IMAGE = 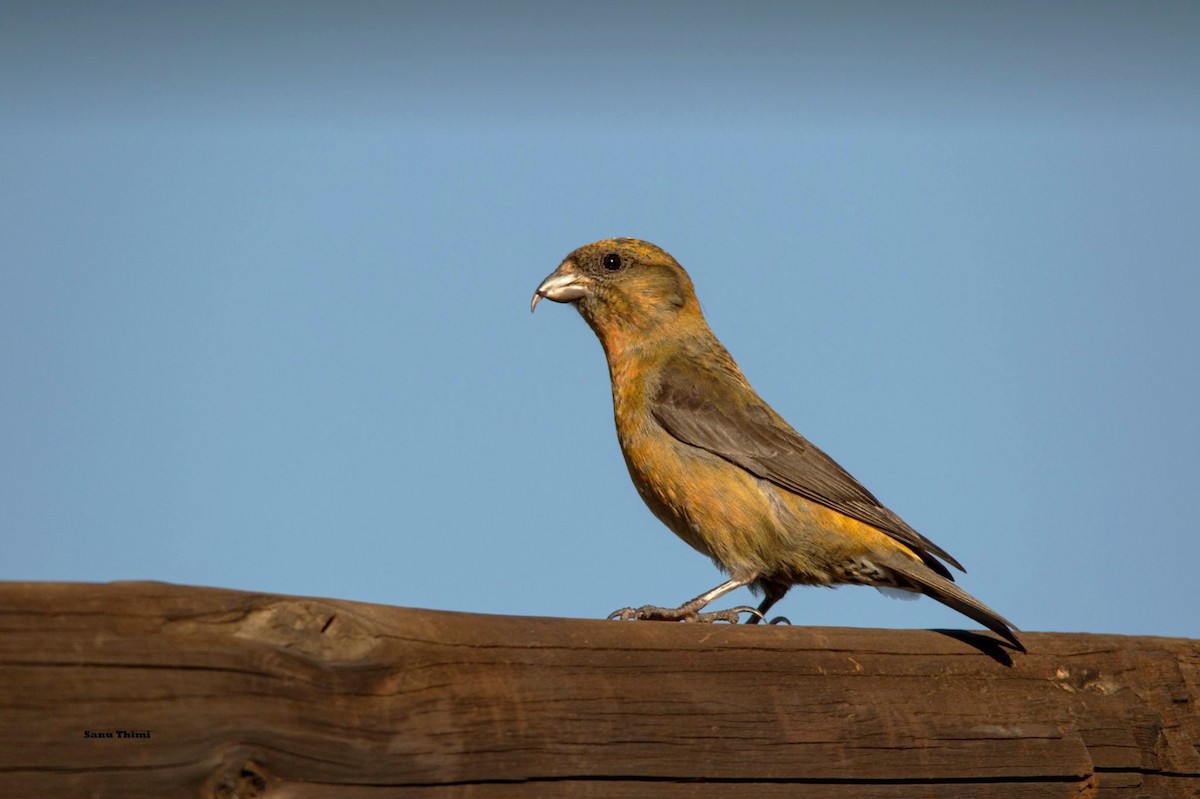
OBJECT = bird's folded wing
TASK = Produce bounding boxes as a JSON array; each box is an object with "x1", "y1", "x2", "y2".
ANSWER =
[{"x1": 650, "y1": 352, "x2": 963, "y2": 575}]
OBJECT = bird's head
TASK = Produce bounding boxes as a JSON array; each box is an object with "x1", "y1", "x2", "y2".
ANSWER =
[{"x1": 531, "y1": 238, "x2": 702, "y2": 349}]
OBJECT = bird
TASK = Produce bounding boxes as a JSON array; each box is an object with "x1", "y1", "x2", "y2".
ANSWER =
[{"x1": 531, "y1": 237, "x2": 1023, "y2": 651}]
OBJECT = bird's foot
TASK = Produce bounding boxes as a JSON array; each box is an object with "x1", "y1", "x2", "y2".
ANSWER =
[
  {"x1": 744, "y1": 612, "x2": 793, "y2": 625},
  {"x1": 607, "y1": 604, "x2": 765, "y2": 624}
]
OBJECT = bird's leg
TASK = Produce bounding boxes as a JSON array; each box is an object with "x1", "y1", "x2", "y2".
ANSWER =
[
  {"x1": 608, "y1": 577, "x2": 764, "y2": 624},
  {"x1": 746, "y1": 582, "x2": 792, "y2": 625}
]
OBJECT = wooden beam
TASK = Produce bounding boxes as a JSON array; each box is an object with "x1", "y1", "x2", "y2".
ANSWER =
[{"x1": 1, "y1": 581, "x2": 1197, "y2": 797}]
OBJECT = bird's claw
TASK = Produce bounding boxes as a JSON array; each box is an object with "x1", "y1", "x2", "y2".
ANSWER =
[
  {"x1": 710, "y1": 605, "x2": 767, "y2": 624},
  {"x1": 607, "y1": 607, "x2": 642, "y2": 621},
  {"x1": 607, "y1": 605, "x2": 686, "y2": 621},
  {"x1": 607, "y1": 604, "x2": 766, "y2": 624}
]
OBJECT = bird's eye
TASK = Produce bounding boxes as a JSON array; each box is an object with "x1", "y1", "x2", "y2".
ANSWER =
[{"x1": 603, "y1": 253, "x2": 622, "y2": 271}]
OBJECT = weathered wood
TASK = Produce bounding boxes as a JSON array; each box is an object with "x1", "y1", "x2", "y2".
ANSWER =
[{"x1": 0, "y1": 581, "x2": 1196, "y2": 797}]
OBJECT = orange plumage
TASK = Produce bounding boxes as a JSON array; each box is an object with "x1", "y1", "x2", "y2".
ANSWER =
[{"x1": 532, "y1": 238, "x2": 1022, "y2": 651}]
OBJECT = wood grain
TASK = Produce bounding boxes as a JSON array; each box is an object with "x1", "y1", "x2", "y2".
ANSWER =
[{"x1": 1, "y1": 581, "x2": 1197, "y2": 797}]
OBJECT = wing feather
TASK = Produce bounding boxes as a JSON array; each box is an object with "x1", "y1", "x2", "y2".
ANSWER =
[{"x1": 650, "y1": 351, "x2": 963, "y2": 576}]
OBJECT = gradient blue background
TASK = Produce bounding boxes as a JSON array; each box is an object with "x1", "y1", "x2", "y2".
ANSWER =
[{"x1": 3, "y1": 2, "x2": 1197, "y2": 639}]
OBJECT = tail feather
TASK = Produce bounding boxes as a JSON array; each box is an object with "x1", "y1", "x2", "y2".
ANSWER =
[{"x1": 884, "y1": 557, "x2": 1024, "y2": 652}]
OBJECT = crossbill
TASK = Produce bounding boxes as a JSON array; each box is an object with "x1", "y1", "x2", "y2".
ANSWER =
[{"x1": 531, "y1": 238, "x2": 1022, "y2": 651}]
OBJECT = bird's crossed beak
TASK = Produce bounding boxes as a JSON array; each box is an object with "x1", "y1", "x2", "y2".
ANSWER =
[{"x1": 531, "y1": 262, "x2": 590, "y2": 313}]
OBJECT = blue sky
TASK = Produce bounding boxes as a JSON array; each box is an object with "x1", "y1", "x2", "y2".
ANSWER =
[{"x1": 3, "y1": 2, "x2": 1197, "y2": 640}]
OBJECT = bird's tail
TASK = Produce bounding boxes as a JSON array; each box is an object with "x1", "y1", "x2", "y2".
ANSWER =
[{"x1": 884, "y1": 557, "x2": 1025, "y2": 652}]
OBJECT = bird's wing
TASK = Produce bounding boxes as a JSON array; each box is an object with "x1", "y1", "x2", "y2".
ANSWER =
[{"x1": 650, "y1": 351, "x2": 964, "y2": 574}]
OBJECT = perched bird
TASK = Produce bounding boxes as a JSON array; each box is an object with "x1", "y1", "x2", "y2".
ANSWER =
[{"x1": 531, "y1": 238, "x2": 1023, "y2": 651}]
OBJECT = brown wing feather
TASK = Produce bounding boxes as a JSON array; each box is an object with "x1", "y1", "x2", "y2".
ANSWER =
[{"x1": 650, "y1": 349, "x2": 964, "y2": 576}]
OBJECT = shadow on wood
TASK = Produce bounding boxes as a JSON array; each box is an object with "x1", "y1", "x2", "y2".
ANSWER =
[{"x1": 1, "y1": 581, "x2": 1197, "y2": 797}]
